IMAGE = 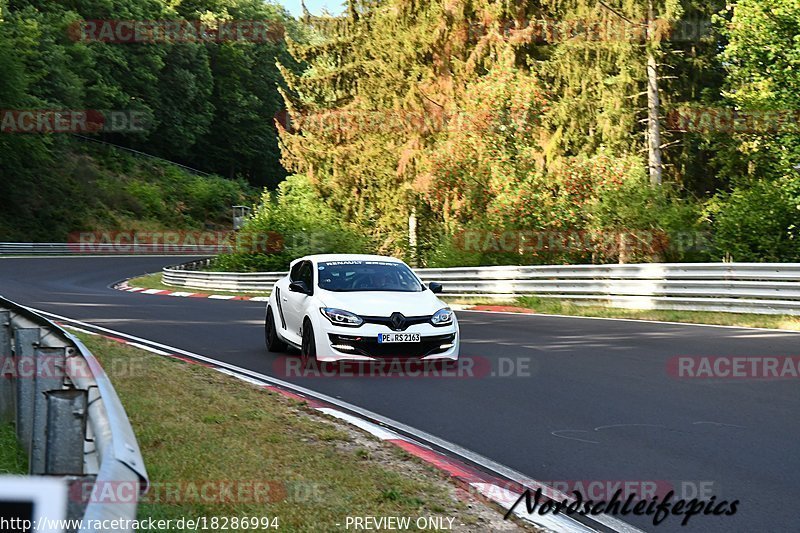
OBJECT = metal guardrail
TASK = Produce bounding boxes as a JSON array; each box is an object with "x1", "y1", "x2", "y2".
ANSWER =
[
  {"x1": 163, "y1": 260, "x2": 800, "y2": 315},
  {"x1": 0, "y1": 243, "x2": 79, "y2": 255},
  {"x1": 163, "y1": 258, "x2": 285, "y2": 291},
  {"x1": 0, "y1": 242, "x2": 215, "y2": 255},
  {"x1": 0, "y1": 296, "x2": 148, "y2": 533}
]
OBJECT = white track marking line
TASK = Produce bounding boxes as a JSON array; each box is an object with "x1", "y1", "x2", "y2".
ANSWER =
[
  {"x1": 124, "y1": 342, "x2": 173, "y2": 356},
  {"x1": 215, "y1": 367, "x2": 268, "y2": 386},
  {"x1": 459, "y1": 309, "x2": 800, "y2": 334},
  {"x1": 317, "y1": 407, "x2": 405, "y2": 441}
]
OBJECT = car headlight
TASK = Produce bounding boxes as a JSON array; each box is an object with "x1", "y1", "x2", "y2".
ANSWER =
[
  {"x1": 320, "y1": 307, "x2": 363, "y2": 327},
  {"x1": 431, "y1": 307, "x2": 453, "y2": 326}
]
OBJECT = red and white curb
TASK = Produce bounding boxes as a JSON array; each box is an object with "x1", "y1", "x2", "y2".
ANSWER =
[
  {"x1": 50, "y1": 317, "x2": 624, "y2": 533},
  {"x1": 115, "y1": 280, "x2": 269, "y2": 302},
  {"x1": 115, "y1": 281, "x2": 545, "y2": 316}
]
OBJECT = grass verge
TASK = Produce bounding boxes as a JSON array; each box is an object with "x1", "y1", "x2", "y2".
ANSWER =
[
  {"x1": 78, "y1": 333, "x2": 534, "y2": 532},
  {"x1": 515, "y1": 296, "x2": 800, "y2": 330},
  {"x1": 0, "y1": 422, "x2": 27, "y2": 474}
]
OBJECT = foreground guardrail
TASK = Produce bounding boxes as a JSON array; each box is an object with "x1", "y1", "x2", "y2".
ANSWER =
[
  {"x1": 0, "y1": 296, "x2": 148, "y2": 532},
  {"x1": 163, "y1": 260, "x2": 800, "y2": 315}
]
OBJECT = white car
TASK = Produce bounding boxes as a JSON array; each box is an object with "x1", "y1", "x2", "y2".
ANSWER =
[{"x1": 265, "y1": 254, "x2": 459, "y2": 366}]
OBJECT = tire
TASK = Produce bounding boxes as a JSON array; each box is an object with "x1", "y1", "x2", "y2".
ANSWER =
[
  {"x1": 300, "y1": 319, "x2": 318, "y2": 370},
  {"x1": 265, "y1": 306, "x2": 288, "y2": 353}
]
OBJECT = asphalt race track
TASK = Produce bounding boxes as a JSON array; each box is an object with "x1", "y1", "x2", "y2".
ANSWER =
[{"x1": 2, "y1": 256, "x2": 798, "y2": 532}]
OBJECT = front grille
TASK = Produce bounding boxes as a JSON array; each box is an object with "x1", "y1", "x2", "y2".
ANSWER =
[
  {"x1": 328, "y1": 333, "x2": 455, "y2": 358},
  {"x1": 361, "y1": 315, "x2": 431, "y2": 331}
]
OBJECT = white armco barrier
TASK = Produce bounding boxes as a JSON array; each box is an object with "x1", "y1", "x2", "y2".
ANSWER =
[{"x1": 162, "y1": 260, "x2": 800, "y2": 316}]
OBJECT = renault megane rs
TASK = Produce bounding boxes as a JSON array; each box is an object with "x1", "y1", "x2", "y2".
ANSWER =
[{"x1": 265, "y1": 254, "x2": 459, "y2": 366}]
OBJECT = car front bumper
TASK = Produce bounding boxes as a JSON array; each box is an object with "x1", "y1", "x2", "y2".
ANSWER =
[{"x1": 312, "y1": 319, "x2": 460, "y2": 362}]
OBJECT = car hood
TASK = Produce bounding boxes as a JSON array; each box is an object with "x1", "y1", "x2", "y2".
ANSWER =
[{"x1": 318, "y1": 290, "x2": 445, "y2": 317}]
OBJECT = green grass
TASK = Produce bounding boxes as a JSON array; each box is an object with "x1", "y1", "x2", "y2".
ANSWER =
[
  {"x1": 441, "y1": 297, "x2": 518, "y2": 306},
  {"x1": 515, "y1": 296, "x2": 800, "y2": 330},
  {"x1": 0, "y1": 422, "x2": 27, "y2": 474},
  {"x1": 78, "y1": 333, "x2": 532, "y2": 532},
  {"x1": 126, "y1": 273, "x2": 272, "y2": 297}
]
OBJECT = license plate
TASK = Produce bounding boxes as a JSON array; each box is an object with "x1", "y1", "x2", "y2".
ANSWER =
[{"x1": 378, "y1": 333, "x2": 421, "y2": 343}]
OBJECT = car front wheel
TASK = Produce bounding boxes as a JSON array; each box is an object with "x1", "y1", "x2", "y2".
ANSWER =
[{"x1": 300, "y1": 319, "x2": 318, "y2": 369}]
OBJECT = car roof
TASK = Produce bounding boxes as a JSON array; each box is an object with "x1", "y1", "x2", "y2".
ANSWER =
[{"x1": 292, "y1": 254, "x2": 404, "y2": 265}]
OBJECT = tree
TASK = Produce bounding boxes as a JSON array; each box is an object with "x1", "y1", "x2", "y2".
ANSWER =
[{"x1": 718, "y1": 0, "x2": 800, "y2": 180}]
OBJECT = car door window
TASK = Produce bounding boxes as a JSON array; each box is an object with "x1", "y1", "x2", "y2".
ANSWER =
[
  {"x1": 289, "y1": 262, "x2": 303, "y2": 282},
  {"x1": 298, "y1": 261, "x2": 313, "y2": 294}
]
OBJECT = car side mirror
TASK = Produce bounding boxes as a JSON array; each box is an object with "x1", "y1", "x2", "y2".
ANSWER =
[
  {"x1": 289, "y1": 281, "x2": 311, "y2": 295},
  {"x1": 429, "y1": 282, "x2": 443, "y2": 294}
]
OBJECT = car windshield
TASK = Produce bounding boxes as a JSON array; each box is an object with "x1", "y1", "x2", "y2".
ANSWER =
[{"x1": 317, "y1": 260, "x2": 423, "y2": 292}]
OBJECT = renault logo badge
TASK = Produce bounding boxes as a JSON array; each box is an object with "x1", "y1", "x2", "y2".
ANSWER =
[{"x1": 390, "y1": 312, "x2": 406, "y2": 331}]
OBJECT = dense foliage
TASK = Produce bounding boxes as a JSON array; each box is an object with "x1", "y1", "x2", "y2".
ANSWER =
[
  {"x1": 256, "y1": 0, "x2": 800, "y2": 267},
  {"x1": 0, "y1": 140, "x2": 254, "y2": 241},
  {"x1": 0, "y1": 0, "x2": 299, "y2": 240},
  {"x1": 701, "y1": 0, "x2": 800, "y2": 261},
  {"x1": 2, "y1": 0, "x2": 798, "y2": 265}
]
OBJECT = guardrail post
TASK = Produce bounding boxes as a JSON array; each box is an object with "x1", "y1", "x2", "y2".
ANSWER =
[
  {"x1": 14, "y1": 327, "x2": 39, "y2": 452},
  {"x1": 30, "y1": 346, "x2": 67, "y2": 474},
  {"x1": 66, "y1": 475, "x2": 96, "y2": 531},
  {"x1": 45, "y1": 389, "x2": 87, "y2": 475},
  {"x1": 0, "y1": 310, "x2": 12, "y2": 422}
]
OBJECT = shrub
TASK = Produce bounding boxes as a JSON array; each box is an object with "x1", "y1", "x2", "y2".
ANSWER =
[
  {"x1": 212, "y1": 174, "x2": 373, "y2": 272},
  {"x1": 705, "y1": 177, "x2": 800, "y2": 261},
  {"x1": 586, "y1": 171, "x2": 707, "y2": 263},
  {"x1": 422, "y1": 154, "x2": 707, "y2": 266}
]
